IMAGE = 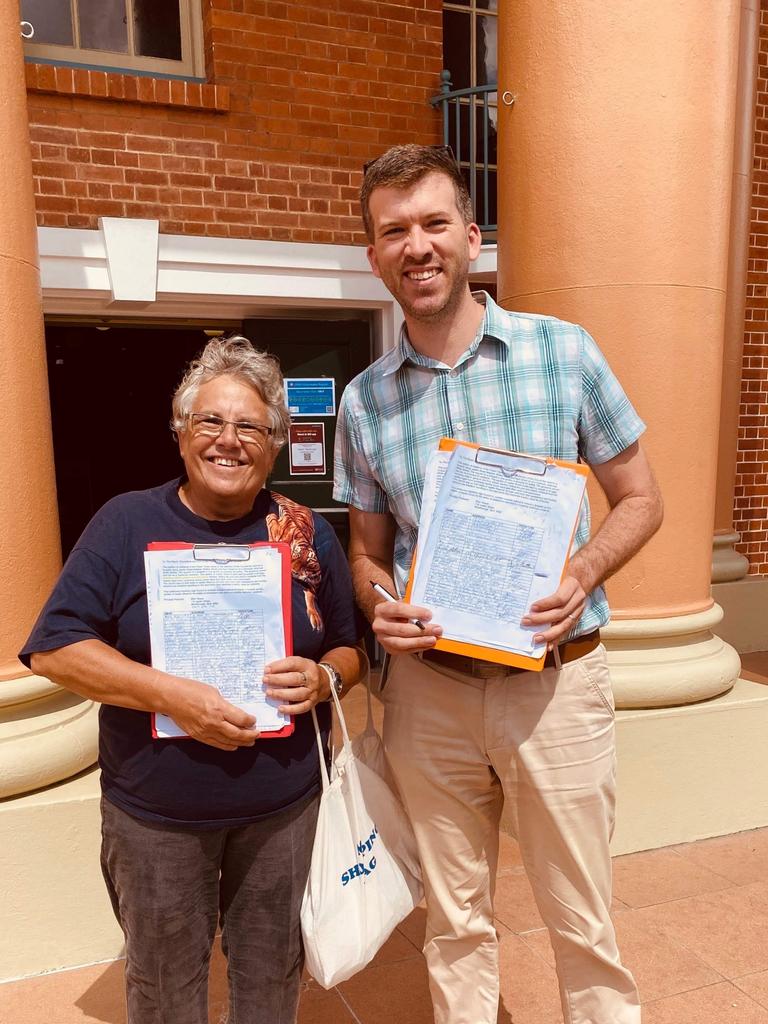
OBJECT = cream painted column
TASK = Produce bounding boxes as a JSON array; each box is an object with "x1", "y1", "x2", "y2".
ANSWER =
[
  {"x1": 0, "y1": 0, "x2": 97, "y2": 794},
  {"x1": 497, "y1": 0, "x2": 741, "y2": 707},
  {"x1": 713, "y1": 0, "x2": 759, "y2": 584}
]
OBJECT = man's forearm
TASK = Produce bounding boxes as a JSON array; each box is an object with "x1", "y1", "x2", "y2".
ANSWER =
[
  {"x1": 349, "y1": 551, "x2": 396, "y2": 622},
  {"x1": 568, "y1": 490, "x2": 663, "y2": 596}
]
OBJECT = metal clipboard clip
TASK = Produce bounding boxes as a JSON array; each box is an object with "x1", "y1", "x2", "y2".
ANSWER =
[
  {"x1": 192, "y1": 543, "x2": 253, "y2": 563},
  {"x1": 474, "y1": 446, "x2": 549, "y2": 477}
]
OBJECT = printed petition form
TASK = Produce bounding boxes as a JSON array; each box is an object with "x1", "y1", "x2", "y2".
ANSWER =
[
  {"x1": 144, "y1": 545, "x2": 290, "y2": 737},
  {"x1": 410, "y1": 444, "x2": 587, "y2": 660}
]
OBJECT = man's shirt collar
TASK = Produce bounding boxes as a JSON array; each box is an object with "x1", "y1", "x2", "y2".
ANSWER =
[{"x1": 382, "y1": 290, "x2": 511, "y2": 376}]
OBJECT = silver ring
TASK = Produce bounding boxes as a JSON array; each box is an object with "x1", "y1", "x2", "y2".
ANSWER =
[{"x1": 300, "y1": 671, "x2": 307, "y2": 685}]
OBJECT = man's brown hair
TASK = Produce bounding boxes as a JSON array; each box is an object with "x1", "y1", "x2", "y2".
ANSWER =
[{"x1": 360, "y1": 144, "x2": 474, "y2": 241}]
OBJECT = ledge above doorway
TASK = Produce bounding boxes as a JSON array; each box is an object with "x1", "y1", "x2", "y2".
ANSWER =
[{"x1": 37, "y1": 221, "x2": 498, "y2": 354}]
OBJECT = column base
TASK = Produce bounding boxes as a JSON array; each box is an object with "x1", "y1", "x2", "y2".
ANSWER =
[
  {"x1": 602, "y1": 603, "x2": 741, "y2": 709},
  {"x1": 611, "y1": 677, "x2": 768, "y2": 854},
  {"x1": 0, "y1": 765, "x2": 123, "y2": 981},
  {"x1": 0, "y1": 672, "x2": 99, "y2": 798},
  {"x1": 712, "y1": 530, "x2": 750, "y2": 582},
  {"x1": 712, "y1": 575, "x2": 768, "y2": 653}
]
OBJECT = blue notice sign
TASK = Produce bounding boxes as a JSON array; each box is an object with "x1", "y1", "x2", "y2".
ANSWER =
[{"x1": 284, "y1": 377, "x2": 336, "y2": 417}]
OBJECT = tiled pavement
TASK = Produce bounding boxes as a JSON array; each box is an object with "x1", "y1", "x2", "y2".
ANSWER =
[{"x1": 3, "y1": 677, "x2": 768, "y2": 1024}]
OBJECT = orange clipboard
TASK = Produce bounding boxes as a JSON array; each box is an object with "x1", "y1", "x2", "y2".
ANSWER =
[
  {"x1": 146, "y1": 540, "x2": 294, "y2": 739},
  {"x1": 404, "y1": 438, "x2": 590, "y2": 672}
]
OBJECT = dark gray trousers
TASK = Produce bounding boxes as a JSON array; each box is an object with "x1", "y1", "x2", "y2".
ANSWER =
[{"x1": 100, "y1": 793, "x2": 319, "y2": 1024}]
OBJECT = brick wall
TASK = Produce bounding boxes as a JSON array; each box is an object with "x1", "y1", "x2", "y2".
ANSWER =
[
  {"x1": 736, "y1": 0, "x2": 768, "y2": 572},
  {"x1": 26, "y1": 0, "x2": 443, "y2": 245}
]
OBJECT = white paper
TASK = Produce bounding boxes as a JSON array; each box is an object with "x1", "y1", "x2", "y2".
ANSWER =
[
  {"x1": 290, "y1": 441, "x2": 324, "y2": 469},
  {"x1": 144, "y1": 544, "x2": 290, "y2": 737},
  {"x1": 410, "y1": 445, "x2": 587, "y2": 659}
]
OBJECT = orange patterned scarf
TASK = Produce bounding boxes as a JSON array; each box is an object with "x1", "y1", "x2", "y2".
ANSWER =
[{"x1": 267, "y1": 491, "x2": 323, "y2": 631}]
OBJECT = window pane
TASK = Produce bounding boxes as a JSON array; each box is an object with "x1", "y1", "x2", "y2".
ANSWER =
[
  {"x1": 22, "y1": 0, "x2": 74, "y2": 46},
  {"x1": 477, "y1": 0, "x2": 498, "y2": 10},
  {"x1": 474, "y1": 168, "x2": 497, "y2": 229},
  {"x1": 475, "y1": 100, "x2": 498, "y2": 167},
  {"x1": 447, "y1": 101, "x2": 497, "y2": 170},
  {"x1": 79, "y1": 0, "x2": 129, "y2": 53},
  {"x1": 476, "y1": 14, "x2": 498, "y2": 86},
  {"x1": 447, "y1": 102, "x2": 470, "y2": 166},
  {"x1": 134, "y1": 0, "x2": 182, "y2": 60},
  {"x1": 442, "y1": 9, "x2": 471, "y2": 91}
]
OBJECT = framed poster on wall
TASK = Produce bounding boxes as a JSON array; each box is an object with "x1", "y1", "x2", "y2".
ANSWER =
[
  {"x1": 288, "y1": 423, "x2": 326, "y2": 476},
  {"x1": 284, "y1": 377, "x2": 336, "y2": 416}
]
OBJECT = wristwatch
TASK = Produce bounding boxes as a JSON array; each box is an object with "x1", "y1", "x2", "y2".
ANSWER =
[{"x1": 319, "y1": 661, "x2": 343, "y2": 701}]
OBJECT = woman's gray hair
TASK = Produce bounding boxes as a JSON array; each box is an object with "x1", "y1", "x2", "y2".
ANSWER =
[{"x1": 171, "y1": 334, "x2": 291, "y2": 449}]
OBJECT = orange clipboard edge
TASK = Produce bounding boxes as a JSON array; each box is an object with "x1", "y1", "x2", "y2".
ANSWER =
[
  {"x1": 404, "y1": 438, "x2": 590, "y2": 672},
  {"x1": 147, "y1": 540, "x2": 295, "y2": 739}
]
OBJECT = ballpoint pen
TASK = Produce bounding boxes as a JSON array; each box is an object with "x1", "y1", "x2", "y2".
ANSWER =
[{"x1": 369, "y1": 580, "x2": 426, "y2": 631}]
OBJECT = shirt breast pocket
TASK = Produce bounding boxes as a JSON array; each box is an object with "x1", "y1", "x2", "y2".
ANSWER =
[{"x1": 478, "y1": 407, "x2": 553, "y2": 458}]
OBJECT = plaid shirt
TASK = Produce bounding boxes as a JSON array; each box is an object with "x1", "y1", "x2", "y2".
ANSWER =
[{"x1": 333, "y1": 292, "x2": 645, "y2": 637}]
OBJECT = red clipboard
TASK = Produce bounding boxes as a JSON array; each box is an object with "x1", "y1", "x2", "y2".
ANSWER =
[
  {"x1": 146, "y1": 540, "x2": 294, "y2": 739},
  {"x1": 404, "y1": 438, "x2": 590, "y2": 672}
]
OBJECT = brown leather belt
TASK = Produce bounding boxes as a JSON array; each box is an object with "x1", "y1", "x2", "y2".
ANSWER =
[{"x1": 420, "y1": 630, "x2": 601, "y2": 679}]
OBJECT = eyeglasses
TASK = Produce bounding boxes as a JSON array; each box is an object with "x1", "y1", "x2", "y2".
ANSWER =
[
  {"x1": 188, "y1": 413, "x2": 273, "y2": 444},
  {"x1": 362, "y1": 144, "x2": 458, "y2": 176}
]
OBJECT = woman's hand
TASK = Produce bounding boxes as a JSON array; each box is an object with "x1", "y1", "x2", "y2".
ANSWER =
[
  {"x1": 163, "y1": 675, "x2": 260, "y2": 751},
  {"x1": 263, "y1": 656, "x2": 329, "y2": 715},
  {"x1": 30, "y1": 641, "x2": 260, "y2": 752}
]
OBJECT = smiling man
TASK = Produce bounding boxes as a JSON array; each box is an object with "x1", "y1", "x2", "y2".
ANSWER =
[{"x1": 334, "y1": 145, "x2": 662, "y2": 1024}]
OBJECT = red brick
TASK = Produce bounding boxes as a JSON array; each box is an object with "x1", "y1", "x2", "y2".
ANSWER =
[
  {"x1": 77, "y1": 131, "x2": 125, "y2": 150},
  {"x1": 126, "y1": 136, "x2": 174, "y2": 154},
  {"x1": 123, "y1": 77, "x2": 140, "y2": 103},
  {"x1": 29, "y1": 0, "x2": 444, "y2": 246},
  {"x1": 37, "y1": 194, "x2": 78, "y2": 212},
  {"x1": 175, "y1": 140, "x2": 217, "y2": 158},
  {"x1": 124, "y1": 169, "x2": 169, "y2": 186},
  {"x1": 38, "y1": 178, "x2": 64, "y2": 195},
  {"x1": 213, "y1": 175, "x2": 255, "y2": 192},
  {"x1": 153, "y1": 80, "x2": 172, "y2": 105},
  {"x1": 88, "y1": 72, "x2": 109, "y2": 98}
]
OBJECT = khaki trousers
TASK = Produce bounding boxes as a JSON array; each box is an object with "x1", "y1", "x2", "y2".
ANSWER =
[{"x1": 382, "y1": 645, "x2": 640, "y2": 1024}]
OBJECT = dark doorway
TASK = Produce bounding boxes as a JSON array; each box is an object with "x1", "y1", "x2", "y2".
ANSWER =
[
  {"x1": 46, "y1": 318, "x2": 372, "y2": 557},
  {"x1": 243, "y1": 317, "x2": 373, "y2": 552},
  {"x1": 47, "y1": 324, "x2": 208, "y2": 557}
]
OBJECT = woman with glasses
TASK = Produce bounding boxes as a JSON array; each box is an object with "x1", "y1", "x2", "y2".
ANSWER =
[{"x1": 20, "y1": 335, "x2": 366, "y2": 1024}]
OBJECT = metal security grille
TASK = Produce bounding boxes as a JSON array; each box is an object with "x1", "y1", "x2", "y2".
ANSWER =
[{"x1": 434, "y1": 1, "x2": 498, "y2": 234}]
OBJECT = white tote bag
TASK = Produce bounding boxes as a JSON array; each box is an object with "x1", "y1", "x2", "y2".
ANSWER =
[{"x1": 300, "y1": 681, "x2": 423, "y2": 989}]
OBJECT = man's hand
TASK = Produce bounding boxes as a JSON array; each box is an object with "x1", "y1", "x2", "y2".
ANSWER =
[
  {"x1": 372, "y1": 598, "x2": 442, "y2": 655},
  {"x1": 521, "y1": 574, "x2": 588, "y2": 647},
  {"x1": 347, "y1": 506, "x2": 442, "y2": 654},
  {"x1": 164, "y1": 675, "x2": 260, "y2": 751}
]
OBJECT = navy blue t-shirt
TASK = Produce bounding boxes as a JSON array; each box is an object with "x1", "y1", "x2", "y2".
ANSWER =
[{"x1": 20, "y1": 480, "x2": 362, "y2": 828}]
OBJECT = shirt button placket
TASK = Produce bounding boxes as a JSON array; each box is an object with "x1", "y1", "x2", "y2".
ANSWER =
[{"x1": 447, "y1": 366, "x2": 467, "y2": 436}]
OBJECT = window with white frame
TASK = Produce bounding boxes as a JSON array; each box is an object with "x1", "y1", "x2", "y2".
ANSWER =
[
  {"x1": 21, "y1": 0, "x2": 204, "y2": 79},
  {"x1": 443, "y1": 0, "x2": 498, "y2": 93}
]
